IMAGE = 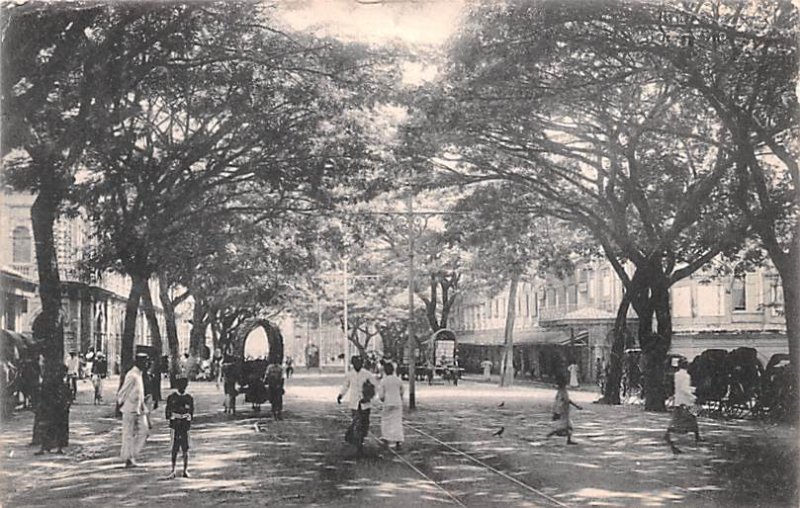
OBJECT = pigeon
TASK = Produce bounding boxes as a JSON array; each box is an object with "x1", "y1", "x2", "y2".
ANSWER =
[
  {"x1": 493, "y1": 427, "x2": 505, "y2": 437},
  {"x1": 498, "y1": 402, "x2": 505, "y2": 408}
]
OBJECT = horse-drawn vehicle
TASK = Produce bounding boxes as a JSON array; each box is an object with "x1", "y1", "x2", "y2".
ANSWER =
[
  {"x1": 399, "y1": 329, "x2": 463, "y2": 385},
  {"x1": 222, "y1": 319, "x2": 284, "y2": 412}
]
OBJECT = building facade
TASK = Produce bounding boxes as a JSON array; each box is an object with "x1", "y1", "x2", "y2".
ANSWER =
[
  {"x1": 1, "y1": 189, "x2": 173, "y2": 374},
  {"x1": 449, "y1": 259, "x2": 787, "y2": 384}
]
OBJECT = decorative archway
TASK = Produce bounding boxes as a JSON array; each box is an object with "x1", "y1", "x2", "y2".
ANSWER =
[{"x1": 231, "y1": 319, "x2": 284, "y2": 366}]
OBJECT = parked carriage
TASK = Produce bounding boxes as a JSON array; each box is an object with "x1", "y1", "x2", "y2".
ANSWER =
[
  {"x1": 756, "y1": 353, "x2": 797, "y2": 420},
  {"x1": 225, "y1": 320, "x2": 284, "y2": 411},
  {"x1": 688, "y1": 347, "x2": 765, "y2": 417},
  {"x1": 398, "y1": 329, "x2": 463, "y2": 384}
]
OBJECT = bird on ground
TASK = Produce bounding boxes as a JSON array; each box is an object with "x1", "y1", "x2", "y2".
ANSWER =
[
  {"x1": 493, "y1": 427, "x2": 505, "y2": 437},
  {"x1": 498, "y1": 402, "x2": 505, "y2": 408}
]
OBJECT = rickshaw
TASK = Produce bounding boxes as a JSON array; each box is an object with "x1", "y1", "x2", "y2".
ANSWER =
[{"x1": 757, "y1": 353, "x2": 796, "y2": 420}]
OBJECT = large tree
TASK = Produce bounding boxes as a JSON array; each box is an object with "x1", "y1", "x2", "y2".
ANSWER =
[
  {"x1": 78, "y1": 3, "x2": 387, "y2": 379},
  {"x1": 423, "y1": 0, "x2": 753, "y2": 409},
  {"x1": 446, "y1": 186, "x2": 587, "y2": 386}
]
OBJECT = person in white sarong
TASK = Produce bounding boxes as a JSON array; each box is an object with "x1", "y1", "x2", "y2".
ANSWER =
[
  {"x1": 378, "y1": 362, "x2": 404, "y2": 449},
  {"x1": 117, "y1": 353, "x2": 150, "y2": 467}
]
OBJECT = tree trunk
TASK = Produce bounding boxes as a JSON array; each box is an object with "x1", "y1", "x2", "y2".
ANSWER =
[
  {"x1": 157, "y1": 275, "x2": 182, "y2": 387},
  {"x1": 500, "y1": 273, "x2": 520, "y2": 387},
  {"x1": 188, "y1": 298, "x2": 207, "y2": 378},
  {"x1": 30, "y1": 186, "x2": 64, "y2": 381},
  {"x1": 140, "y1": 284, "x2": 162, "y2": 404},
  {"x1": 29, "y1": 175, "x2": 64, "y2": 444},
  {"x1": 600, "y1": 294, "x2": 632, "y2": 405},
  {"x1": 771, "y1": 250, "x2": 800, "y2": 416},
  {"x1": 119, "y1": 273, "x2": 148, "y2": 386},
  {"x1": 637, "y1": 278, "x2": 671, "y2": 412}
]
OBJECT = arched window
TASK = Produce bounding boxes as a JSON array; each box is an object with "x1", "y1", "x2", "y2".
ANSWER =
[{"x1": 12, "y1": 226, "x2": 32, "y2": 263}]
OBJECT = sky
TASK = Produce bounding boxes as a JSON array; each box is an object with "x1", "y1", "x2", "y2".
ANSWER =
[{"x1": 278, "y1": 0, "x2": 465, "y2": 47}]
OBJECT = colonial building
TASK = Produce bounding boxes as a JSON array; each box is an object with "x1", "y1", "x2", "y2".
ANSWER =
[
  {"x1": 1, "y1": 188, "x2": 172, "y2": 374},
  {"x1": 449, "y1": 259, "x2": 787, "y2": 383}
]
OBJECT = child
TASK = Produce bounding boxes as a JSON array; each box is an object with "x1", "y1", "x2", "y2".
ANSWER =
[
  {"x1": 378, "y1": 362, "x2": 404, "y2": 449},
  {"x1": 165, "y1": 376, "x2": 194, "y2": 479},
  {"x1": 546, "y1": 377, "x2": 582, "y2": 444}
]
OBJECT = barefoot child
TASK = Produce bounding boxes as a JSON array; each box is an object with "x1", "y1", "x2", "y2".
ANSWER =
[
  {"x1": 165, "y1": 376, "x2": 194, "y2": 479},
  {"x1": 546, "y1": 378, "x2": 582, "y2": 444}
]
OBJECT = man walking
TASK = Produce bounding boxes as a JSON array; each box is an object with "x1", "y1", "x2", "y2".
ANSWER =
[
  {"x1": 664, "y1": 359, "x2": 702, "y2": 454},
  {"x1": 66, "y1": 352, "x2": 80, "y2": 401},
  {"x1": 117, "y1": 353, "x2": 150, "y2": 467},
  {"x1": 337, "y1": 356, "x2": 377, "y2": 455}
]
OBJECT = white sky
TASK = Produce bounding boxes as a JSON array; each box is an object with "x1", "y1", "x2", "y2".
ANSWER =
[{"x1": 278, "y1": 0, "x2": 465, "y2": 47}]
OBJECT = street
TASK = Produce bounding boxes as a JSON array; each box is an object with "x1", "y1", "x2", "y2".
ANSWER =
[{"x1": 0, "y1": 375, "x2": 796, "y2": 507}]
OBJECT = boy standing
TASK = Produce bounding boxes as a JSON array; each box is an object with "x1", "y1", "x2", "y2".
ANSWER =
[{"x1": 165, "y1": 376, "x2": 194, "y2": 479}]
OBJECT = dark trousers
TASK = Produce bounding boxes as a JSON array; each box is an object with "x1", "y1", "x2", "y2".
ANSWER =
[{"x1": 346, "y1": 408, "x2": 371, "y2": 446}]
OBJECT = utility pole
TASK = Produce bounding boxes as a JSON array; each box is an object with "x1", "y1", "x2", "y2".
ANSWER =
[
  {"x1": 407, "y1": 170, "x2": 416, "y2": 410},
  {"x1": 343, "y1": 256, "x2": 349, "y2": 374}
]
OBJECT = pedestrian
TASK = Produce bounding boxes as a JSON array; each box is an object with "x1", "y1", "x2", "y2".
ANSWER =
[
  {"x1": 266, "y1": 363, "x2": 284, "y2": 420},
  {"x1": 66, "y1": 352, "x2": 80, "y2": 401},
  {"x1": 35, "y1": 365, "x2": 71, "y2": 455},
  {"x1": 284, "y1": 356, "x2": 294, "y2": 378},
  {"x1": 546, "y1": 377, "x2": 583, "y2": 444},
  {"x1": 481, "y1": 359, "x2": 493, "y2": 381},
  {"x1": 664, "y1": 359, "x2": 702, "y2": 454},
  {"x1": 165, "y1": 376, "x2": 194, "y2": 479},
  {"x1": 568, "y1": 362, "x2": 580, "y2": 388},
  {"x1": 595, "y1": 358, "x2": 604, "y2": 389},
  {"x1": 222, "y1": 359, "x2": 237, "y2": 415},
  {"x1": 337, "y1": 356, "x2": 377, "y2": 455},
  {"x1": 117, "y1": 352, "x2": 151, "y2": 468},
  {"x1": 378, "y1": 362, "x2": 404, "y2": 449},
  {"x1": 91, "y1": 352, "x2": 108, "y2": 404}
]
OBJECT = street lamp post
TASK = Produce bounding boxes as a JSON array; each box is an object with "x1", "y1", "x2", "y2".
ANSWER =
[
  {"x1": 407, "y1": 171, "x2": 416, "y2": 410},
  {"x1": 343, "y1": 257, "x2": 349, "y2": 374}
]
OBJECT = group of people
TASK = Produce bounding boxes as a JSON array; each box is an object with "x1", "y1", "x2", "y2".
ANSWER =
[
  {"x1": 220, "y1": 357, "x2": 285, "y2": 420},
  {"x1": 337, "y1": 356, "x2": 405, "y2": 454},
  {"x1": 116, "y1": 352, "x2": 195, "y2": 478}
]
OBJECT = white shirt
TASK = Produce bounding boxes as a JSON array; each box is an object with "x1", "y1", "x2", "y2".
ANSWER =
[
  {"x1": 117, "y1": 366, "x2": 146, "y2": 414},
  {"x1": 378, "y1": 374, "x2": 404, "y2": 407},
  {"x1": 66, "y1": 356, "x2": 80, "y2": 376},
  {"x1": 339, "y1": 368, "x2": 377, "y2": 410},
  {"x1": 673, "y1": 369, "x2": 696, "y2": 406}
]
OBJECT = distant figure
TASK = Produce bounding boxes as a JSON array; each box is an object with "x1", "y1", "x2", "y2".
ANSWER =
[
  {"x1": 66, "y1": 352, "x2": 80, "y2": 401},
  {"x1": 378, "y1": 362, "x2": 404, "y2": 449},
  {"x1": 568, "y1": 362, "x2": 580, "y2": 388},
  {"x1": 117, "y1": 353, "x2": 150, "y2": 468},
  {"x1": 285, "y1": 357, "x2": 294, "y2": 378},
  {"x1": 337, "y1": 356, "x2": 377, "y2": 455},
  {"x1": 92, "y1": 352, "x2": 108, "y2": 404},
  {"x1": 481, "y1": 359, "x2": 493, "y2": 381},
  {"x1": 265, "y1": 363, "x2": 284, "y2": 420},
  {"x1": 35, "y1": 365, "x2": 72, "y2": 455},
  {"x1": 664, "y1": 359, "x2": 702, "y2": 454},
  {"x1": 165, "y1": 376, "x2": 194, "y2": 479},
  {"x1": 221, "y1": 359, "x2": 237, "y2": 415},
  {"x1": 546, "y1": 377, "x2": 583, "y2": 445},
  {"x1": 595, "y1": 358, "x2": 604, "y2": 391}
]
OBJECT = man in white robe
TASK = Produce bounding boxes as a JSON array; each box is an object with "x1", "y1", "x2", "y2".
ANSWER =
[{"x1": 118, "y1": 353, "x2": 150, "y2": 467}]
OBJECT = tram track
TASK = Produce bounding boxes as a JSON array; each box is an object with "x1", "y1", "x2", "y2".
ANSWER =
[{"x1": 369, "y1": 419, "x2": 570, "y2": 507}]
